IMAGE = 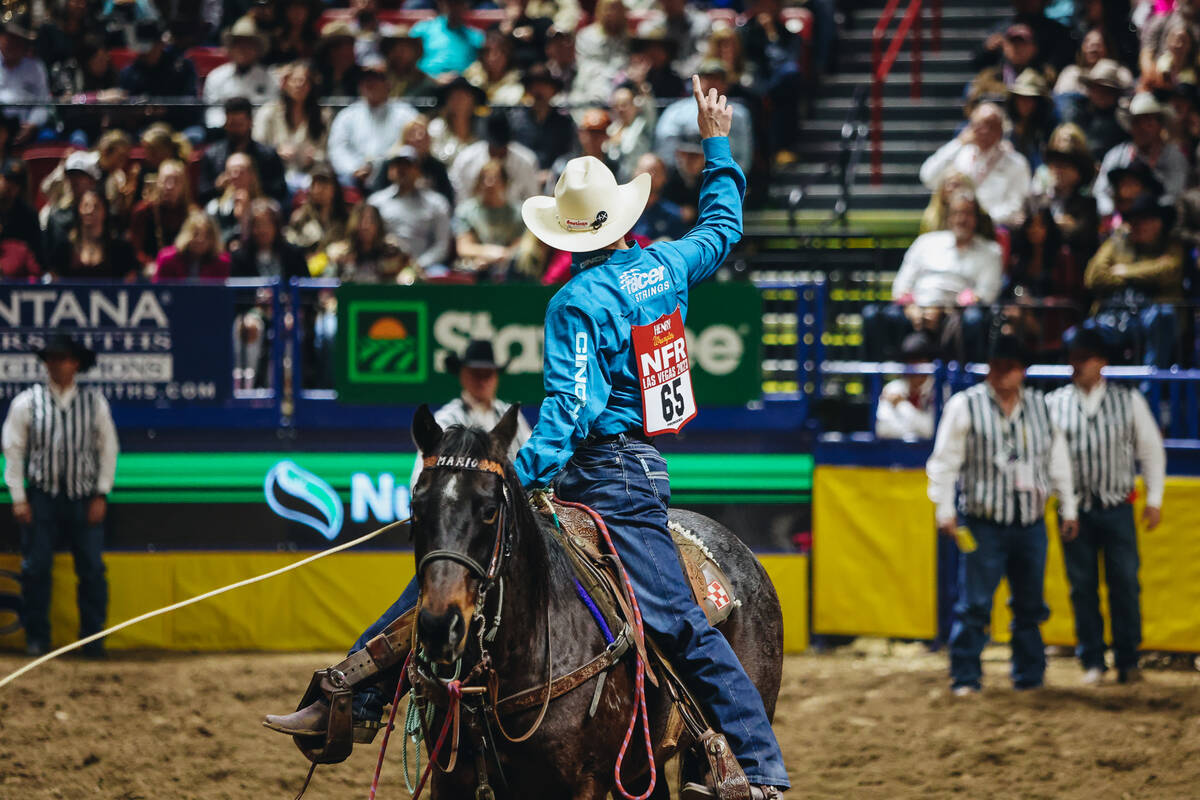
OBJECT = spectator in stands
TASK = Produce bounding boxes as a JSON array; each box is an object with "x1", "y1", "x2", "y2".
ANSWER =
[
  {"x1": 1007, "y1": 69, "x2": 1058, "y2": 170},
  {"x1": 975, "y1": 0, "x2": 1076, "y2": 72},
  {"x1": 492, "y1": 0, "x2": 552, "y2": 71},
  {"x1": 41, "y1": 150, "x2": 100, "y2": 247},
  {"x1": 920, "y1": 102, "x2": 1032, "y2": 228},
  {"x1": 631, "y1": 153, "x2": 686, "y2": 242},
  {"x1": 116, "y1": 19, "x2": 202, "y2": 136},
  {"x1": 428, "y1": 75, "x2": 484, "y2": 167},
  {"x1": 1104, "y1": 158, "x2": 1164, "y2": 230},
  {"x1": 0, "y1": 21, "x2": 51, "y2": 145},
  {"x1": 966, "y1": 24, "x2": 1053, "y2": 113},
  {"x1": 1001, "y1": 205, "x2": 1081, "y2": 356},
  {"x1": 1084, "y1": 193, "x2": 1183, "y2": 367},
  {"x1": 657, "y1": 60, "x2": 753, "y2": 171},
  {"x1": 545, "y1": 108, "x2": 620, "y2": 195},
  {"x1": 451, "y1": 112, "x2": 540, "y2": 206},
  {"x1": 1054, "y1": 28, "x2": 1132, "y2": 118},
  {"x1": 153, "y1": 209, "x2": 232, "y2": 281},
  {"x1": 1036, "y1": 125, "x2": 1100, "y2": 263},
  {"x1": 382, "y1": 24, "x2": 436, "y2": 99},
  {"x1": 97, "y1": 130, "x2": 138, "y2": 228},
  {"x1": 138, "y1": 123, "x2": 192, "y2": 192},
  {"x1": 607, "y1": 81, "x2": 657, "y2": 182},
  {"x1": 1139, "y1": 7, "x2": 1199, "y2": 88},
  {"x1": 37, "y1": 0, "x2": 89, "y2": 70},
  {"x1": 253, "y1": 62, "x2": 331, "y2": 194},
  {"x1": 204, "y1": 17, "x2": 278, "y2": 131},
  {"x1": 926, "y1": 328, "x2": 1078, "y2": 696},
  {"x1": 570, "y1": 0, "x2": 631, "y2": 106},
  {"x1": 863, "y1": 190, "x2": 1003, "y2": 361},
  {"x1": 1062, "y1": 59, "x2": 1131, "y2": 161},
  {"x1": 0, "y1": 159, "x2": 43, "y2": 265},
  {"x1": 737, "y1": 0, "x2": 806, "y2": 164},
  {"x1": 328, "y1": 57, "x2": 418, "y2": 187},
  {"x1": 544, "y1": 26, "x2": 576, "y2": 97},
  {"x1": 464, "y1": 31, "x2": 524, "y2": 105},
  {"x1": 628, "y1": 20, "x2": 686, "y2": 101},
  {"x1": 285, "y1": 162, "x2": 349, "y2": 256},
  {"x1": 704, "y1": 26, "x2": 753, "y2": 97},
  {"x1": 396, "y1": 115, "x2": 453, "y2": 204},
  {"x1": 267, "y1": 0, "x2": 319, "y2": 65},
  {"x1": 231, "y1": 197, "x2": 308, "y2": 279},
  {"x1": 49, "y1": 188, "x2": 138, "y2": 281},
  {"x1": 453, "y1": 158, "x2": 523, "y2": 280},
  {"x1": 920, "y1": 171, "x2": 996, "y2": 238},
  {"x1": 314, "y1": 21, "x2": 363, "y2": 100},
  {"x1": 49, "y1": 33, "x2": 119, "y2": 99},
  {"x1": 410, "y1": 0, "x2": 484, "y2": 79},
  {"x1": 0, "y1": 217, "x2": 39, "y2": 281},
  {"x1": 660, "y1": 0, "x2": 710, "y2": 79},
  {"x1": 1141, "y1": 15, "x2": 1198, "y2": 93},
  {"x1": 875, "y1": 331, "x2": 937, "y2": 441},
  {"x1": 508, "y1": 65, "x2": 574, "y2": 184},
  {"x1": 368, "y1": 147, "x2": 452, "y2": 276},
  {"x1": 663, "y1": 134, "x2": 704, "y2": 223},
  {"x1": 1167, "y1": 83, "x2": 1200, "y2": 172},
  {"x1": 1094, "y1": 93, "x2": 1188, "y2": 216},
  {"x1": 1048, "y1": 328, "x2": 1166, "y2": 686},
  {"x1": 130, "y1": 158, "x2": 194, "y2": 267},
  {"x1": 320, "y1": 201, "x2": 409, "y2": 282},
  {"x1": 206, "y1": 152, "x2": 261, "y2": 246},
  {"x1": 199, "y1": 97, "x2": 288, "y2": 206}
]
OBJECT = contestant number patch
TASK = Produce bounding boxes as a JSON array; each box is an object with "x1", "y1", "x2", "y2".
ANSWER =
[{"x1": 632, "y1": 307, "x2": 697, "y2": 435}]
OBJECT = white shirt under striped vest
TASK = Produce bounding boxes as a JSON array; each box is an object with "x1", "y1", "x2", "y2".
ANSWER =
[
  {"x1": 1046, "y1": 380, "x2": 1166, "y2": 511},
  {"x1": 927, "y1": 383, "x2": 1077, "y2": 526},
  {"x1": 2, "y1": 382, "x2": 119, "y2": 503}
]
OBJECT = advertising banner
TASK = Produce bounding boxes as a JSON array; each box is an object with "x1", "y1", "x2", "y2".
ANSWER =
[
  {"x1": 0, "y1": 284, "x2": 233, "y2": 407},
  {"x1": 334, "y1": 283, "x2": 763, "y2": 406}
]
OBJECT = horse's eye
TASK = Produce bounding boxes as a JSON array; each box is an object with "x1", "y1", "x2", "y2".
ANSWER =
[{"x1": 481, "y1": 505, "x2": 499, "y2": 525}]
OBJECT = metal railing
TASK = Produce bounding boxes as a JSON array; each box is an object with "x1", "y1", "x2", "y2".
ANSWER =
[{"x1": 870, "y1": 0, "x2": 929, "y2": 185}]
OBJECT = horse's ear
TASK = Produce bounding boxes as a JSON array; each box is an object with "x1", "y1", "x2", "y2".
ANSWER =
[
  {"x1": 412, "y1": 404, "x2": 443, "y2": 454},
  {"x1": 490, "y1": 403, "x2": 521, "y2": 456}
]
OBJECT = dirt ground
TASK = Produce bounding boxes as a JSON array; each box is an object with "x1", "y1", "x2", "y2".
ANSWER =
[{"x1": 1, "y1": 641, "x2": 1198, "y2": 800}]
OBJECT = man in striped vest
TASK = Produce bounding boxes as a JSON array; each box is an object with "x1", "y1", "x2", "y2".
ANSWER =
[
  {"x1": 2, "y1": 334, "x2": 118, "y2": 657},
  {"x1": 1047, "y1": 328, "x2": 1165, "y2": 685},
  {"x1": 927, "y1": 331, "x2": 1078, "y2": 695}
]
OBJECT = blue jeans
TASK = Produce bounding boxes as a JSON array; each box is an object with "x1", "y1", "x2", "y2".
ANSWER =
[
  {"x1": 949, "y1": 516, "x2": 1049, "y2": 690},
  {"x1": 935, "y1": 531, "x2": 962, "y2": 647},
  {"x1": 1062, "y1": 503, "x2": 1141, "y2": 671},
  {"x1": 555, "y1": 435, "x2": 788, "y2": 787},
  {"x1": 349, "y1": 435, "x2": 789, "y2": 787},
  {"x1": 20, "y1": 488, "x2": 108, "y2": 649}
]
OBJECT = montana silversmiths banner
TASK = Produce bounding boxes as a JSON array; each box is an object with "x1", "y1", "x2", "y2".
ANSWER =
[
  {"x1": 334, "y1": 283, "x2": 763, "y2": 406},
  {"x1": 0, "y1": 284, "x2": 233, "y2": 405}
]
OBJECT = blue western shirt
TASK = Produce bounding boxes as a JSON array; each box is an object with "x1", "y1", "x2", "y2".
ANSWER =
[{"x1": 513, "y1": 136, "x2": 745, "y2": 488}]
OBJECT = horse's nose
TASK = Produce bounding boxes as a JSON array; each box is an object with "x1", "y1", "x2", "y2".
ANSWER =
[{"x1": 417, "y1": 606, "x2": 465, "y2": 662}]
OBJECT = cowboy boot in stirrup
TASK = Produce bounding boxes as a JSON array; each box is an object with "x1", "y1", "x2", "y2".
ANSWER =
[{"x1": 678, "y1": 730, "x2": 785, "y2": 800}]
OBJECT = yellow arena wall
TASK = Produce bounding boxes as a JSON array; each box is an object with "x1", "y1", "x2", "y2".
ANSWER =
[
  {"x1": 0, "y1": 552, "x2": 809, "y2": 654},
  {"x1": 813, "y1": 466, "x2": 1200, "y2": 651}
]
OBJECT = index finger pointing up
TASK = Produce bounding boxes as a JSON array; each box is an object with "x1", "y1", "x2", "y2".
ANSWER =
[{"x1": 692, "y1": 74, "x2": 704, "y2": 103}]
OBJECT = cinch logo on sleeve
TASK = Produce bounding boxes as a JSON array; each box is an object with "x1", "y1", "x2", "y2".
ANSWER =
[
  {"x1": 571, "y1": 331, "x2": 588, "y2": 417},
  {"x1": 618, "y1": 266, "x2": 670, "y2": 302}
]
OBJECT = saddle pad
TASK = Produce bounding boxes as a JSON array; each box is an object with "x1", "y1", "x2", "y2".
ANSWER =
[{"x1": 545, "y1": 499, "x2": 739, "y2": 627}]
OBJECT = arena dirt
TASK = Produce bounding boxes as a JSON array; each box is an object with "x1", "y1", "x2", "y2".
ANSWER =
[{"x1": 1, "y1": 641, "x2": 1198, "y2": 799}]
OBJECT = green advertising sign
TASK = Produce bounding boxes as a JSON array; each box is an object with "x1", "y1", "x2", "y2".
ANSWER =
[{"x1": 335, "y1": 284, "x2": 762, "y2": 406}]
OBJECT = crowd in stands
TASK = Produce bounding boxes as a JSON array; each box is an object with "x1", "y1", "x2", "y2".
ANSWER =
[
  {"x1": 869, "y1": 0, "x2": 1200, "y2": 372},
  {"x1": 0, "y1": 0, "x2": 829, "y2": 289}
]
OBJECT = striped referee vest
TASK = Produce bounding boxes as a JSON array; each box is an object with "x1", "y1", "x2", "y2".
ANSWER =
[
  {"x1": 23, "y1": 384, "x2": 104, "y2": 500},
  {"x1": 960, "y1": 384, "x2": 1055, "y2": 526},
  {"x1": 1046, "y1": 383, "x2": 1136, "y2": 511}
]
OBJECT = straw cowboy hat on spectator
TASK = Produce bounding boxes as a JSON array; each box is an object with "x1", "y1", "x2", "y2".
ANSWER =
[
  {"x1": 1009, "y1": 69, "x2": 1049, "y2": 98},
  {"x1": 1081, "y1": 59, "x2": 1129, "y2": 92},
  {"x1": 223, "y1": 17, "x2": 269, "y2": 51},
  {"x1": 1120, "y1": 91, "x2": 1173, "y2": 129},
  {"x1": 522, "y1": 156, "x2": 650, "y2": 252}
]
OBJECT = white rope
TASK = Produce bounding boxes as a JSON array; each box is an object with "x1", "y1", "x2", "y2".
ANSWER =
[{"x1": 0, "y1": 518, "x2": 410, "y2": 691}]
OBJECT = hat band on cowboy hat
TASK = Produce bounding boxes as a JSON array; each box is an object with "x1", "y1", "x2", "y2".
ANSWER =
[{"x1": 522, "y1": 157, "x2": 651, "y2": 252}]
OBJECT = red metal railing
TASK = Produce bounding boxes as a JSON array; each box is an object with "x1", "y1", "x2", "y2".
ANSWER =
[{"x1": 871, "y1": 0, "x2": 924, "y2": 185}]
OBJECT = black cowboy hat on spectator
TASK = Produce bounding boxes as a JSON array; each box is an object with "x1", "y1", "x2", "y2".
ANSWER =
[
  {"x1": 987, "y1": 329, "x2": 1032, "y2": 367},
  {"x1": 1107, "y1": 159, "x2": 1165, "y2": 198},
  {"x1": 131, "y1": 18, "x2": 166, "y2": 53},
  {"x1": 899, "y1": 331, "x2": 938, "y2": 363},
  {"x1": 437, "y1": 75, "x2": 487, "y2": 108},
  {"x1": 485, "y1": 112, "x2": 513, "y2": 147},
  {"x1": 37, "y1": 334, "x2": 97, "y2": 372},
  {"x1": 1067, "y1": 327, "x2": 1113, "y2": 362},
  {"x1": 1124, "y1": 192, "x2": 1176, "y2": 228},
  {"x1": 522, "y1": 63, "x2": 563, "y2": 92},
  {"x1": 445, "y1": 339, "x2": 508, "y2": 374},
  {"x1": 224, "y1": 96, "x2": 254, "y2": 118},
  {"x1": 1044, "y1": 144, "x2": 1096, "y2": 182}
]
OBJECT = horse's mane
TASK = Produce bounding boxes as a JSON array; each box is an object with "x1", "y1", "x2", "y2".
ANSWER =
[{"x1": 435, "y1": 424, "x2": 576, "y2": 592}]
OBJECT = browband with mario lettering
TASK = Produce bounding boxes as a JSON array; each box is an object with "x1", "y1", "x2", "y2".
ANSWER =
[{"x1": 423, "y1": 455, "x2": 506, "y2": 478}]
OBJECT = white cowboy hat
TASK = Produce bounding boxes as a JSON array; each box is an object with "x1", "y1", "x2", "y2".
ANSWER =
[{"x1": 522, "y1": 157, "x2": 651, "y2": 252}]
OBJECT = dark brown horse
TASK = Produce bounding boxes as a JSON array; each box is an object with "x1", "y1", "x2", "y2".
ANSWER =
[{"x1": 409, "y1": 404, "x2": 784, "y2": 799}]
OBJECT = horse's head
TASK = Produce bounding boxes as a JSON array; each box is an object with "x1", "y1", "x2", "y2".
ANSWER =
[{"x1": 410, "y1": 403, "x2": 521, "y2": 664}]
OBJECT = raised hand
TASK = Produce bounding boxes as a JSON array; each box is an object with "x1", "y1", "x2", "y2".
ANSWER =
[{"x1": 692, "y1": 74, "x2": 733, "y2": 140}]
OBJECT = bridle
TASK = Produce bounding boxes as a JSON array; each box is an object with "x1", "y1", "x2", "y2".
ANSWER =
[{"x1": 416, "y1": 454, "x2": 512, "y2": 591}]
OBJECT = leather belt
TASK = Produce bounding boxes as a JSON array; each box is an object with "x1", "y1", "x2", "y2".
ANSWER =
[{"x1": 582, "y1": 430, "x2": 656, "y2": 447}]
